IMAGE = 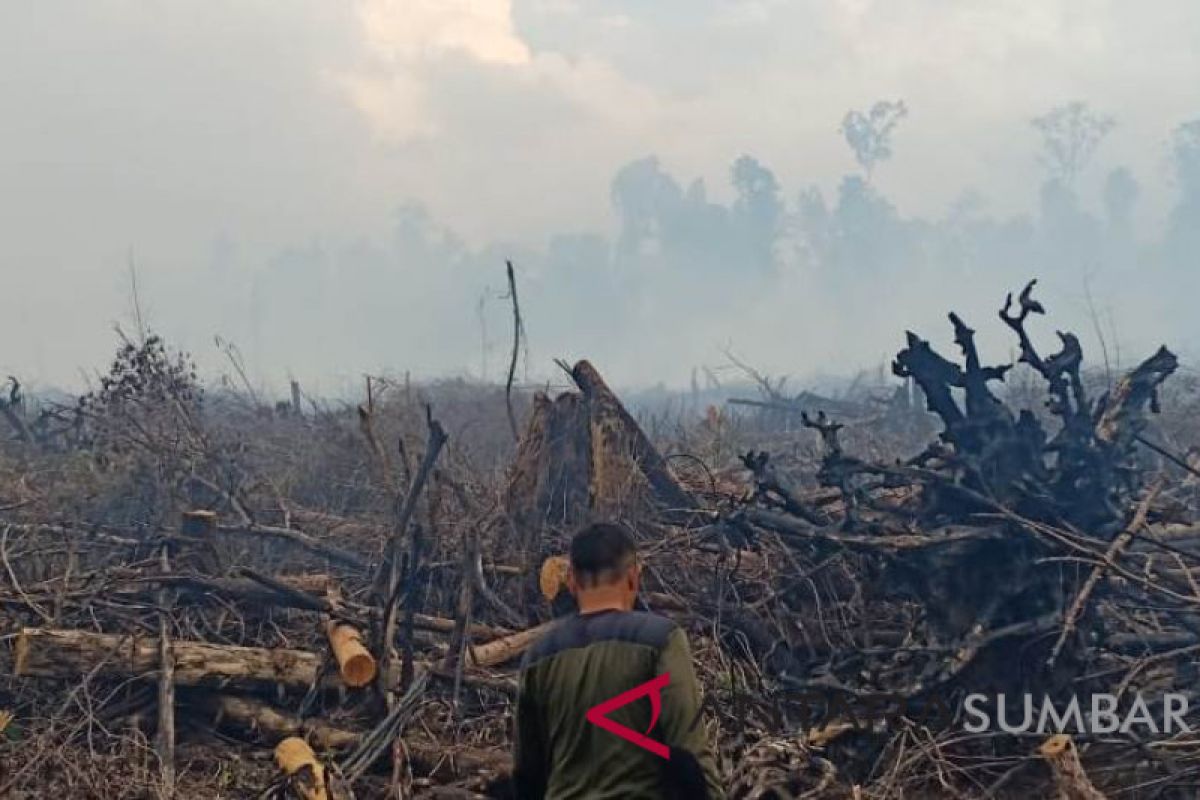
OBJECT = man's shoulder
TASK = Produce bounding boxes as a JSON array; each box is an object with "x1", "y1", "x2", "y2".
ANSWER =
[{"x1": 524, "y1": 610, "x2": 679, "y2": 668}]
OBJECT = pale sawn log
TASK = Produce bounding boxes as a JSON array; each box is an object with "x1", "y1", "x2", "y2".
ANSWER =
[
  {"x1": 206, "y1": 692, "x2": 508, "y2": 775},
  {"x1": 326, "y1": 620, "x2": 376, "y2": 688},
  {"x1": 203, "y1": 693, "x2": 358, "y2": 749},
  {"x1": 14, "y1": 627, "x2": 322, "y2": 690},
  {"x1": 467, "y1": 621, "x2": 553, "y2": 668},
  {"x1": 275, "y1": 737, "x2": 331, "y2": 800}
]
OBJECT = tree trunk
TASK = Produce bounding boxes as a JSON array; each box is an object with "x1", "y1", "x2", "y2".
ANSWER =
[
  {"x1": 326, "y1": 620, "x2": 376, "y2": 688},
  {"x1": 467, "y1": 622, "x2": 552, "y2": 668},
  {"x1": 206, "y1": 693, "x2": 507, "y2": 777},
  {"x1": 202, "y1": 693, "x2": 359, "y2": 749},
  {"x1": 571, "y1": 360, "x2": 697, "y2": 516},
  {"x1": 275, "y1": 737, "x2": 331, "y2": 800},
  {"x1": 14, "y1": 628, "x2": 322, "y2": 690}
]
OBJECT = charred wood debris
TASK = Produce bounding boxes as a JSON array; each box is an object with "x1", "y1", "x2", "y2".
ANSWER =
[{"x1": 0, "y1": 281, "x2": 1199, "y2": 798}]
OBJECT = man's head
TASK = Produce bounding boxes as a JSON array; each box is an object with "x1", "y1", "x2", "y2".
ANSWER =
[{"x1": 567, "y1": 522, "x2": 640, "y2": 612}]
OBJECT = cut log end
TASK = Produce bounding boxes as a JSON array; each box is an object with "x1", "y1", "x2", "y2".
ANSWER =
[
  {"x1": 326, "y1": 622, "x2": 376, "y2": 688},
  {"x1": 1040, "y1": 733, "x2": 1071, "y2": 757},
  {"x1": 539, "y1": 556, "x2": 570, "y2": 602},
  {"x1": 1040, "y1": 734, "x2": 1106, "y2": 800},
  {"x1": 275, "y1": 737, "x2": 318, "y2": 771},
  {"x1": 275, "y1": 737, "x2": 329, "y2": 800},
  {"x1": 342, "y1": 656, "x2": 374, "y2": 688}
]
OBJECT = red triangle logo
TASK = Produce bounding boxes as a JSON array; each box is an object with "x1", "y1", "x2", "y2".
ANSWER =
[{"x1": 585, "y1": 672, "x2": 671, "y2": 759}]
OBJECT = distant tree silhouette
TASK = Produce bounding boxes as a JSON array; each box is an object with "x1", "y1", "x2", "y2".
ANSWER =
[
  {"x1": 1172, "y1": 119, "x2": 1200, "y2": 188},
  {"x1": 610, "y1": 156, "x2": 683, "y2": 258},
  {"x1": 1101, "y1": 167, "x2": 1139, "y2": 268},
  {"x1": 832, "y1": 175, "x2": 902, "y2": 272},
  {"x1": 840, "y1": 100, "x2": 908, "y2": 182},
  {"x1": 1031, "y1": 102, "x2": 1115, "y2": 187},
  {"x1": 1165, "y1": 118, "x2": 1200, "y2": 271},
  {"x1": 731, "y1": 155, "x2": 783, "y2": 271},
  {"x1": 1103, "y1": 167, "x2": 1138, "y2": 230}
]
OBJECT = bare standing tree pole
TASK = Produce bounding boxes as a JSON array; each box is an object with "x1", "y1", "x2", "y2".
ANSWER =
[
  {"x1": 503, "y1": 260, "x2": 524, "y2": 441},
  {"x1": 476, "y1": 291, "x2": 490, "y2": 381},
  {"x1": 376, "y1": 407, "x2": 447, "y2": 702},
  {"x1": 214, "y1": 336, "x2": 260, "y2": 408},
  {"x1": 155, "y1": 537, "x2": 176, "y2": 799},
  {"x1": 128, "y1": 247, "x2": 147, "y2": 345}
]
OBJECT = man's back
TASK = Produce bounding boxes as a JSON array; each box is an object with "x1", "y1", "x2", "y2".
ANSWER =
[{"x1": 514, "y1": 609, "x2": 722, "y2": 800}]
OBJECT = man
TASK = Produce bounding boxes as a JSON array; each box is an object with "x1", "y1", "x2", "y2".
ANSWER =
[{"x1": 513, "y1": 522, "x2": 723, "y2": 799}]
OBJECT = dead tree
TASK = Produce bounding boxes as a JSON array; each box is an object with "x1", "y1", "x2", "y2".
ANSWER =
[
  {"x1": 890, "y1": 279, "x2": 1176, "y2": 532},
  {"x1": 503, "y1": 360, "x2": 699, "y2": 617}
]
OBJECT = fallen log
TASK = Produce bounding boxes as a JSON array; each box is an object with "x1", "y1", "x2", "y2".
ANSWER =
[
  {"x1": 218, "y1": 523, "x2": 369, "y2": 571},
  {"x1": 428, "y1": 665, "x2": 518, "y2": 696},
  {"x1": 468, "y1": 622, "x2": 552, "y2": 668},
  {"x1": 289, "y1": 509, "x2": 390, "y2": 542},
  {"x1": 203, "y1": 693, "x2": 359, "y2": 749},
  {"x1": 165, "y1": 574, "x2": 334, "y2": 613},
  {"x1": 205, "y1": 692, "x2": 508, "y2": 776},
  {"x1": 14, "y1": 627, "x2": 323, "y2": 690},
  {"x1": 408, "y1": 613, "x2": 513, "y2": 641},
  {"x1": 13, "y1": 627, "x2": 493, "y2": 697},
  {"x1": 326, "y1": 620, "x2": 376, "y2": 688},
  {"x1": 158, "y1": 575, "x2": 513, "y2": 639},
  {"x1": 739, "y1": 507, "x2": 1008, "y2": 552}
]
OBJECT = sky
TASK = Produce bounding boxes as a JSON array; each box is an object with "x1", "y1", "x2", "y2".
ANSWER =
[{"x1": 2, "y1": 0, "x2": 1198, "y2": 394}]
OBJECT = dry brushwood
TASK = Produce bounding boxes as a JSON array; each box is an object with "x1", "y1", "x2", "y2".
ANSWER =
[
  {"x1": 728, "y1": 737, "x2": 838, "y2": 799},
  {"x1": 1, "y1": 286, "x2": 1198, "y2": 799}
]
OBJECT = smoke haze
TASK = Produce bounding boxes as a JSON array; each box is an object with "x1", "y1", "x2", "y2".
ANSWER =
[{"x1": 3, "y1": 1, "x2": 1199, "y2": 395}]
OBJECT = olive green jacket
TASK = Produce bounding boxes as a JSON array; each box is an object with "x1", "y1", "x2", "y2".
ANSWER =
[{"x1": 514, "y1": 609, "x2": 723, "y2": 799}]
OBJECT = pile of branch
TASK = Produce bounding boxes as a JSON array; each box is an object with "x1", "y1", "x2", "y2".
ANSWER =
[
  {"x1": 0, "y1": 288, "x2": 1197, "y2": 799},
  {"x1": 716, "y1": 281, "x2": 1195, "y2": 796},
  {"x1": 0, "y1": 357, "x2": 709, "y2": 799}
]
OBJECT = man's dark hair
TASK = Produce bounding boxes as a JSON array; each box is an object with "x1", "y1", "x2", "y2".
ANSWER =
[{"x1": 569, "y1": 522, "x2": 637, "y2": 588}]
